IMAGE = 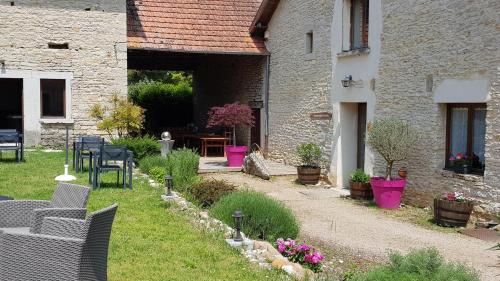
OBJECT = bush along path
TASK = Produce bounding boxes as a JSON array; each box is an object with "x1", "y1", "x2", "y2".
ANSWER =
[
  {"x1": 141, "y1": 170, "x2": 326, "y2": 280},
  {"x1": 205, "y1": 173, "x2": 500, "y2": 281}
]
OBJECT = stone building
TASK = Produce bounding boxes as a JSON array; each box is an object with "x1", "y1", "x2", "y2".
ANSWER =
[
  {"x1": 252, "y1": 0, "x2": 499, "y2": 212},
  {"x1": 0, "y1": 0, "x2": 127, "y2": 147}
]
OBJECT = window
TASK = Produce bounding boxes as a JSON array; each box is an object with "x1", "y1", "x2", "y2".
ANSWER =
[
  {"x1": 446, "y1": 104, "x2": 486, "y2": 172},
  {"x1": 41, "y1": 79, "x2": 65, "y2": 118},
  {"x1": 350, "y1": 0, "x2": 369, "y2": 50},
  {"x1": 306, "y1": 31, "x2": 314, "y2": 54}
]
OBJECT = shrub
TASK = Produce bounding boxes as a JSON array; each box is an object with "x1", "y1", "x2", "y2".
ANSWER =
[
  {"x1": 206, "y1": 103, "x2": 255, "y2": 146},
  {"x1": 139, "y1": 155, "x2": 168, "y2": 175},
  {"x1": 138, "y1": 148, "x2": 200, "y2": 191},
  {"x1": 352, "y1": 248, "x2": 480, "y2": 281},
  {"x1": 210, "y1": 191, "x2": 299, "y2": 242},
  {"x1": 129, "y1": 79, "x2": 193, "y2": 136},
  {"x1": 149, "y1": 166, "x2": 166, "y2": 184},
  {"x1": 112, "y1": 136, "x2": 160, "y2": 161},
  {"x1": 276, "y1": 238, "x2": 324, "y2": 272},
  {"x1": 350, "y1": 169, "x2": 370, "y2": 184},
  {"x1": 297, "y1": 143, "x2": 321, "y2": 167},
  {"x1": 90, "y1": 93, "x2": 145, "y2": 138},
  {"x1": 189, "y1": 179, "x2": 236, "y2": 207},
  {"x1": 366, "y1": 119, "x2": 418, "y2": 180}
]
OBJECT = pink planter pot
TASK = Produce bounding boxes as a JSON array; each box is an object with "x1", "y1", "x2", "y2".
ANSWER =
[
  {"x1": 370, "y1": 177, "x2": 406, "y2": 209},
  {"x1": 225, "y1": 146, "x2": 248, "y2": 167}
]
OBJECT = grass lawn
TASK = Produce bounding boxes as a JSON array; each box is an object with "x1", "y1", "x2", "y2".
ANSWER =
[{"x1": 0, "y1": 150, "x2": 285, "y2": 281}]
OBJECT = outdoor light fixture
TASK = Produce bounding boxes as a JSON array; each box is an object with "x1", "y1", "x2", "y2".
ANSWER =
[
  {"x1": 165, "y1": 175, "x2": 173, "y2": 196},
  {"x1": 0, "y1": 60, "x2": 5, "y2": 67},
  {"x1": 232, "y1": 210, "x2": 244, "y2": 242},
  {"x1": 341, "y1": 75, "x2": 353, "y2": 88}
]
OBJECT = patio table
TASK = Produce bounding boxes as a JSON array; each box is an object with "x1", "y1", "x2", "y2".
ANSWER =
[{"x1": 182, "y1": 134, "x2": 229, "y2": 157}]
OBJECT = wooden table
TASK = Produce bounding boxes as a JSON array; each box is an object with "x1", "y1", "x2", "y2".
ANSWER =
[{"x1": 199, "y1": 136, "x2": 229, "y2": 157}]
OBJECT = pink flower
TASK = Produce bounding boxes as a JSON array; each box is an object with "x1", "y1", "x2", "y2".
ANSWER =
[
  {"x1": 449, "y1": 155, "x2": 456, "y2": 161},
  {"x1": 297, "y1": 244, "x2": 311, "y2": 252},
  {"x1": 278, "y1": 244, "x2": 286, "y2": 253},
  {"x1": 445, "y1": 192, "x2": 456, "y2": 201},
  {"x1": 456, "y1": 153, "x2": 464, "y2": 160}
]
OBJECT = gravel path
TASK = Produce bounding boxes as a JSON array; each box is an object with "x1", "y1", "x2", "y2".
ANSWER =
[{"x1": 205, "y1": 173, "x2": 500, "y2": 281}]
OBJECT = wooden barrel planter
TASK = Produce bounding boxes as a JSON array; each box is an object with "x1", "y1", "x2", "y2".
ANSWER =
[
  {"x1": 349, "y1": 181, "x2": 373, "y2": 200},
  {"x1": 433, "y1": 199, "x2": 473, "y2": 227},
  {"x1": 297, "y1": 166, "x2": 321, "y2": 185}
]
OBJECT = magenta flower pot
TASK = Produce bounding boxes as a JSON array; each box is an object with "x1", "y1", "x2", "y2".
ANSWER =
[
  {"x1": 370, "y1": 177, "x2": 406, "y2": 209},
  {"x1": 225, "y1": 146, "x2": 248, "y2": 167}
]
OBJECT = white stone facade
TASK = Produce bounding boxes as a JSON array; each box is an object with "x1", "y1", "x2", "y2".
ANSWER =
[
  {"x1": 0, "y1": 0, "x2": 127, "y2": 147},
  {"x1": 264, "y1": 0, "x2": 499, "y2": 212},
  {"x1": 264, "y1": 0, "x2": 335, "y2": 167}
]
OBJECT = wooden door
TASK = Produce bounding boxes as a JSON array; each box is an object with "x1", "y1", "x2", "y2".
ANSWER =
[
  {"x1": 357, "y1": 103, "x2": 367, "y2": 169},
  {"x1": 250, "y1": 108, "x2": 261, "y2": 146}
]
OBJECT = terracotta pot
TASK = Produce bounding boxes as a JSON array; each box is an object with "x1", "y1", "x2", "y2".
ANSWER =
[
  {"x1": 297, "y1": 166, "x2": 321, "y2": 185},
  {"x1": 398, "y1": 167, "x2": 408, "y2": 178},
  {"x1": 433, "y1": 198, "x2": 473, "y2": 227},
  {"x1": 370, "y1": 177, "x2": 406, "y2": 209},
  {"x1": 349, "y1": 181, "x2": 373, "y2": 200}
]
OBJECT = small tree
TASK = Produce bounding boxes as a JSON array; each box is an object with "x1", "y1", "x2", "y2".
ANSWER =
[
  {"x1": 206, "y1": 103, "x2": 255, "y2": 146},
  {"x1": 90, "y1": 93, "x2": 145, "y2": 139},
  {"x1": 366, "y1": 118, "x2": 418, "y2": 180}
]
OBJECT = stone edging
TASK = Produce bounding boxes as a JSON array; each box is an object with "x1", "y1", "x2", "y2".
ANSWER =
[{"x1": 138, "y1": 171, "x2": 316, "y2": 279}]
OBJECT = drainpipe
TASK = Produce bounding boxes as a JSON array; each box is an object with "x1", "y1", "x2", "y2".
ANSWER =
[{"x1": 263, "y1": 54, "x2": 270, "y2": 158}]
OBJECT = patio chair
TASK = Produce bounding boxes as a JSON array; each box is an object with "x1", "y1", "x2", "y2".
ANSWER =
[
  {"x1": 0, "y1": 183, "x2": 90, "y2": 233},
  {"x1": 0, "y1": 204, "x2": 118, "y2": 281},
  {"x1": 0, "y1": 130, "x2": 23, "y2": 162},
  {"x1": 95, "y1": 144, "x2": 129, "y2": 189},
  {"x1": 77, "y1": 136, "x2": 104, "y2": 171}
]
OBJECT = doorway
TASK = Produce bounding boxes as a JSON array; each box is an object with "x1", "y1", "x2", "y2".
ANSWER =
[
  {"x1": 0, "y1": 78, "x2": 23, "y2": 132},
  {"x1": 250, "y1": 108, "x2": 261, "y2": 147},
  {"x1": 357, "y1": 103, "x2": 367, "y2": 169}
]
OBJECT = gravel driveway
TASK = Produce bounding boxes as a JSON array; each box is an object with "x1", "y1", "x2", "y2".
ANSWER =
[{"x1": 205, "y1": 173, "x2": 500, "y2": 281}]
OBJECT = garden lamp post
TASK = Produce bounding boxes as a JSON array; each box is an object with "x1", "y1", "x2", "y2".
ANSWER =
[
  {"x1": 232, "y1": 210, "x2": 244, "y2": 242},
  {"x1": 165, "y1": 175, "x2": 173, "y2": 196},
  {"x1": 55, "y1": 125, "x2": 76, "y2": 182}
]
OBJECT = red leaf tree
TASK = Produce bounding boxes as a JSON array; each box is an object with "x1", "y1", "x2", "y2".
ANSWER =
[{"x1": 206, "y1": 103, "x2": 255, "y2": 146}]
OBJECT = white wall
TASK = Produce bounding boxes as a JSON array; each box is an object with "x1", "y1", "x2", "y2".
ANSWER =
[{"x1": 330, "y1": 0, "x2": 382, "y2": 186}]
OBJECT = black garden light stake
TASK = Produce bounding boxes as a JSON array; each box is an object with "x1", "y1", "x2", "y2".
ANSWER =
[
  {"x1": 232, "y1": 210, "x2": 244, "y2": 242},
  {"x1": 165, "y1": 175, "x2": 173, "y2": 196}
]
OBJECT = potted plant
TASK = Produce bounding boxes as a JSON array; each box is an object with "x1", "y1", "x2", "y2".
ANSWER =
[
  {"x1": 366, "y1": 119, "x2": 418, "y2": 209},
  {"x1": 448, "y1": 153, "x2": 472, "y2": 174},
  {"x1": 206, "y1": 103, "x2": 255, "y2": 167},
  {"x1": 434, "y1": 192, "x2": 474, "y2": 227},
  {"x1": 349, "y1": 169, "x2": 372, "y2": 200},
  {"x1": 296, "y1": 143, "x2": 321, "y2": 185}
]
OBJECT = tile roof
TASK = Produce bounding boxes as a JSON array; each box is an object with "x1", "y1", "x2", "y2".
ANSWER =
[{"x1": 127, "y1": 0, "x2": 268, "y2": 55}]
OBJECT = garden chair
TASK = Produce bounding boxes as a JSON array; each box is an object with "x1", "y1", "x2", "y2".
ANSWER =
[
  {"x1": 0, "y1": 130, "x2": 23, "y2": 162},
  {"x1": 77, "y1": 136, "x2": 104, "y2": 172},
  {"x1": 95, "y1": 144, "x2": 129, "y2": 189},
  {"x1": 0, "y1": 183, "x2": 89, "y2": 233},
  {"x1": 0, "y1": 204, "x2": 118, "y2": 281}
]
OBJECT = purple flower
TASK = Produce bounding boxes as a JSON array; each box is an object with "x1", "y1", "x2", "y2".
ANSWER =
[
  {"x1": 449, "y1": 155, "x2": 456, "y2": 161},
  {"x1": 278, "y1": 243, "x2": 286, "y2": 253},
  {"x1": 297, "y1": 244, "x2": 311, "y2": 252}
]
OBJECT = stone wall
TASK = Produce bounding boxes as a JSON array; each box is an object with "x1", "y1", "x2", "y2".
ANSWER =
[
  {"x1": 193, "y1": 55, "x2": 266, "y2": 146},
  {"x1": 0, "y1": 0, "x2": 127, "y2": 147},
  {"x1": 265, "y1": 0, "x2": 335, "y2": 167},
  {"x1": 376, "y1": 0, "x2": 500, "y2": 211}
]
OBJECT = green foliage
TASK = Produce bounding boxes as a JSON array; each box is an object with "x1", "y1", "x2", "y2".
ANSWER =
[
  {"x1": 189, "y1": 179, "x2": 236, "y2": 207},
  {"x1": 352, "y1": 248, "x2": 480, "y2": 281},
  {"x1": 350, "y1": 169, "x2": 370, "y2": 183},
  {"x1": 129, "y1": 76, "x2": 193, "y2": 136},
  {"x1": 111, "y1": 136, "x2": 160, "y2": 161},
  {"x1": 149, "y1": 166, "x2": 167, "y2": 185},
  {"x1": 90, "y1": 93, "x2": 145, "y2": 138},
  {"x1": 297, "y1": 143, "x2": 322, "y2": 167},
  {"x1": 366, "y1": 119, "x2": 418, "y2": 179},
  {"x1": 210, "y1": 191, "x2": 299, "y2": 242},
  {"x1": 138, "y1": 155, "x2": 169, "y2": 174},
  {"x1": 139, "y1": 148, "x2": 200, "y2": 191}
]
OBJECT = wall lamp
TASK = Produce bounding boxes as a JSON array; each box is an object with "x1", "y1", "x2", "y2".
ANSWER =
[
  {"x1": 0, "y1": 60, "x2": 5, "y2": 68},
  {"x1": 341, "y1": 75, "x2": 353, "y2": 88}
]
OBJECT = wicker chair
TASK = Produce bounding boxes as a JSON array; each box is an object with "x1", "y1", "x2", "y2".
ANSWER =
[
  {"x1": 0, "y1": 183, "x2": 90, "y2": 233},
  {"x1": 0, "y1": 204, "x2": 118, "y2": 281}
]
